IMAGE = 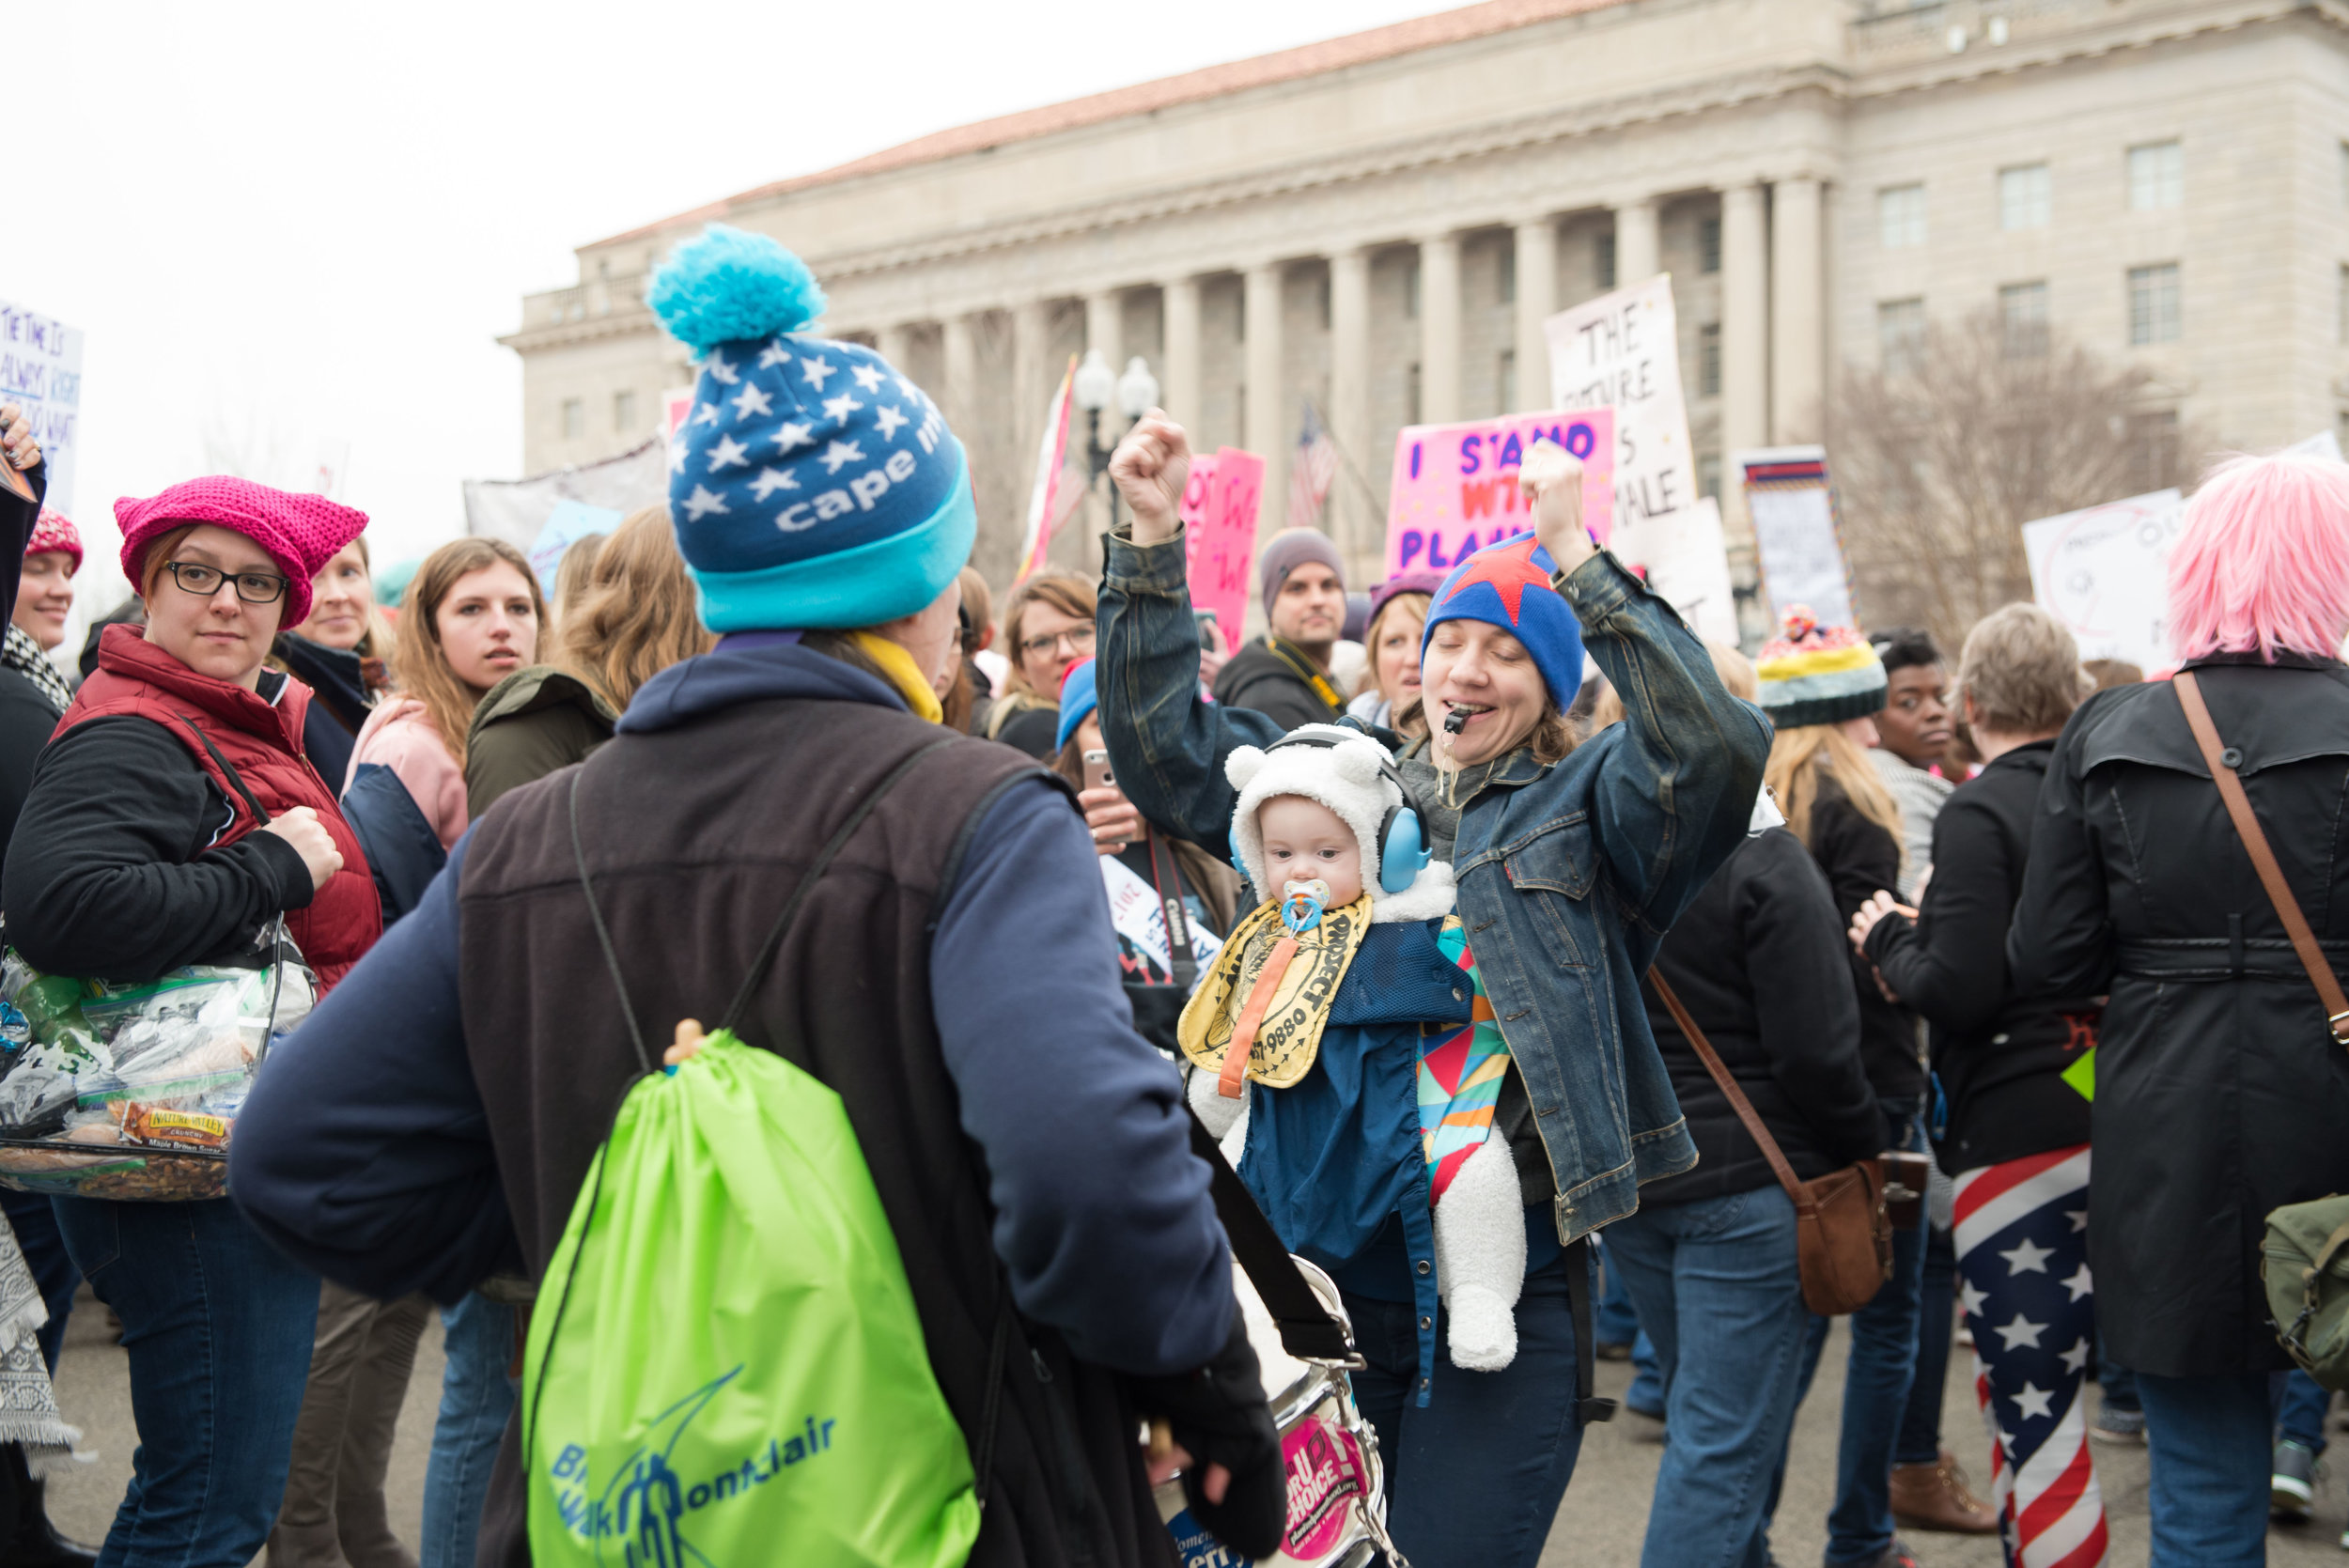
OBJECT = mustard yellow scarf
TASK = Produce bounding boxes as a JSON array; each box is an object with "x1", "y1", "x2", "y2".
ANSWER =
[{"x1": 847, "y1": 631, "x2": 944, "y2": 724}]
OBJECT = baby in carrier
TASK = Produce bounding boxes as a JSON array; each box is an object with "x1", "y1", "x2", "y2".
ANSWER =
[{"x1": 1181, "y1": 724, "x2": 1527, "y2": 1373}]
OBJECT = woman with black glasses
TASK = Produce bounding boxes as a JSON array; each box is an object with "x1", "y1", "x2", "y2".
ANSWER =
[{"x1": 2, "y1": 478, "x2": 380, "y2": 1568}]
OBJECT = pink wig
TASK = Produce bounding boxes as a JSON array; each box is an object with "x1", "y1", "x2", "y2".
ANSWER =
[{"x1": 2167, "y1": 452, "x2": 2349, "y2": 662}]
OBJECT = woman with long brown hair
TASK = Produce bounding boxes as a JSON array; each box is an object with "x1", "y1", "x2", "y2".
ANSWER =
[
  {"x1": 345, "y1": 537, "x2": 544, "y2": 849},
  {"x1": 1346, "y1": 571, "x2": 1443, "y2": 737},
  {"x1": 272, "y1": 533, "x2": 397, "y2": 785},
  {"x1": 1750, "y1": 607, "x2": 1928, "y2": 1568}
]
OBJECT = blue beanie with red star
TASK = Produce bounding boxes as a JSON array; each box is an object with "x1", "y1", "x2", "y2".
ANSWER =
[
  {"x1": 1420, "y1": 533, "x2": 1586, "y2": 711},
  {"x1": 648, "y1": 225, "x2": 975, "y2": 632}
]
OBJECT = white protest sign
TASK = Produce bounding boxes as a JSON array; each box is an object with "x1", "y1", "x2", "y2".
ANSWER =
[
  {"x1": 1736, "y1": 447, "x2": 1854, "y2": 629},
  {"x1": 0, "y1": 300, "x2": 85, "y2": 518},
  {"x1": 1547, "y1": 274, "x2": 1736, "y2": 642},
  {"x1": 2022, "y1": 489, "x2": 2185, "y2": 671},
  {"x1": 2285, "y1": 428, "x2": 2344, "y2": 463}
]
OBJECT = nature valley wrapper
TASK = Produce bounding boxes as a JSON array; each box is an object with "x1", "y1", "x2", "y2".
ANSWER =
[{"x1": 1178, "y1": 893, "x2": 1373, "y2": 1090}]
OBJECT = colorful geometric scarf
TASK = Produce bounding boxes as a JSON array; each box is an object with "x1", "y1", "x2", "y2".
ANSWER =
[{"x1": 1422, "y1": 918, "x2": 1511, "y2": 1204}]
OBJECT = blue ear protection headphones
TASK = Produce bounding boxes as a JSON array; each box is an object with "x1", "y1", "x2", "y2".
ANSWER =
[{"x1": 1263, "y1": 734, "x2": 1433, "y2": 895}]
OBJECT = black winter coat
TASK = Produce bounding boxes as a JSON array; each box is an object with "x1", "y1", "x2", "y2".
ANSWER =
[
  {"x1": 2008, "y1": 655, "x2": 2349, "y2": 1377},
  {"x1": 1210, "y1": 639, "x2": 1341, "y2": 732},
  {"x1": 1805, "y1": 772, "x2": 1926, "y2": 1104},
  {"x1": 1864, "y1": 741, "x2": 2095, "y2": 1173},
  {"x1": 1640, "y1": 827, "x2": 1890, "y2": 1206}
]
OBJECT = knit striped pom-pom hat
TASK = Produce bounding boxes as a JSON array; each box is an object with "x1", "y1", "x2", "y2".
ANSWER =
[{"x1": 1754, "y1": 605, "x2": 1887, "y2": 728}]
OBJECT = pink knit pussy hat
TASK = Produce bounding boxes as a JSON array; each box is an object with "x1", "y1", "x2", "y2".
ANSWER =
[
  {"x1": 116, "y1": 476, "x2": 369, "y2": 627},
  {"x1": 27, "y1": 509, "x2": 82, "y2": 574}
]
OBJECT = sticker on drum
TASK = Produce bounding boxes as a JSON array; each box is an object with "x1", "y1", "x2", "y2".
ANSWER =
[
  {"x1": 1162, "y1": 1505, "x2": 1248, "y2": 1568},
  {"x1": 1280, "y1": 1402, "x2": 1373, "y2": 1560}
]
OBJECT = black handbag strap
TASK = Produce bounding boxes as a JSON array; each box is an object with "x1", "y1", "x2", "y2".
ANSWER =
[
  {"x1": 1184, "y1": 1108, "x2": 1358, "y2": 1364},
  {"x1": 1563, "y1": 1235, "x2": 1616, "y2": 1425}
]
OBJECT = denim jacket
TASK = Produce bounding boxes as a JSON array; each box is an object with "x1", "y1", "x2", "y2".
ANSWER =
[{"x1": 1097, "y1": 528, "x2": 1771, "y2": 1242}]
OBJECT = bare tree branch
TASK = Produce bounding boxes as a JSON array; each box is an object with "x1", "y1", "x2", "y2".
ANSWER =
[{"x1": 1828, "y1": 309, "x2": 2209, "y2": 647}]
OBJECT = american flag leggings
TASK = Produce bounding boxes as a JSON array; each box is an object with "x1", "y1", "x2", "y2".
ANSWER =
[{"x1": 1951, "y1": 1144, "x2": 2110, "y2": 1568}]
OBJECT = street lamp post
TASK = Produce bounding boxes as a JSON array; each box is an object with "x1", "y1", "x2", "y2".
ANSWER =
[{"x1": 1072, "y1": 349, "x2": 1161, "y2": 536}]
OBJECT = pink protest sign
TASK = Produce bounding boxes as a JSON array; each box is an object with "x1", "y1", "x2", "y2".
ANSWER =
[
  {"x1": 1382, "y1": 410, "x2": 1614, "y2": 578},
  {"x1": 1182, "y1": 446, "x2": 1265, "y2": 646}
]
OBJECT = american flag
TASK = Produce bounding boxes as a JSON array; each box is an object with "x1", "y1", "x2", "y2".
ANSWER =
[{"x1": 1290, "y1": 400, "x2": 1339, "y2": 527}]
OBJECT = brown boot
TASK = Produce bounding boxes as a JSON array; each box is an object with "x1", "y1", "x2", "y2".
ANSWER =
[{"x1": 1890, "y1": 1449, "x2": 1999, "y2": 1534}]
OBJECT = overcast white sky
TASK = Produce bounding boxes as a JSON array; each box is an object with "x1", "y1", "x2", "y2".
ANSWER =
[{"x1": 14, "y1": 0, "x2": 1439, "y2": 613}]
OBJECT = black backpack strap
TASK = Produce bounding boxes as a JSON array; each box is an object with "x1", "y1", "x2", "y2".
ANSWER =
[
  {"x1": 1184, "y1": 1107, "x2": 1357, "y2": 1364},
  {"x1": 1563, "y1": 1235, "x2": 1617, "y2": 1425}
]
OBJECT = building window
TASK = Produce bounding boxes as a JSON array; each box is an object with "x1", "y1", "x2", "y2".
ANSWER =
[
  {"x1": 1999, "y1": 282, "x2": 2049, "y2": 357},
  {"x1": 614, "y1": 390, "x2": 637, "y2": 433},
  {"x1": 2128, "y1": 263, "x2": 2181, "y2": 345},
  {"x1": 1698, "y1": 454, "x2": 1722, "y2": 502},
  {"x1": 1498, "y1": 244, "x2": 1517, "y2": 306},
  {"x1": 1403, "y1": 262, "x2": 1420, "y2": 322},
  {"x1": 1317, "y1": 274, "x2": 1332, "y2": 331},
  {"x1": 1595, "y1": 233, "x2": 1617, "y2": 292},
  {"x1": 1407, "y1": 363, "x2": 1423, "y2": 426},
  {"x1": 1698, "y1": 216, "x2": 1721, "y2": 274},
  {"x1": 1699, "y1": 323, "x2": 1722, "y2": 396},
  {"x1": 1497, "y1": 349, "x2": 1517, "y2": 413},
  {"x1": 561, "y1": 398, "x2": 584, "y2": 441},
  {"x1": 1877, "y1": 184, "x2": 1927, "y2": 248},
  {"x1": 1878, "y1": 299, "x2": 1926, "y2": 375},
  {"x1": 1999, "y1": 164, "x2": 2051, "y2": 230},
  {"x1": 2128, "y1": 142, "x2": 2183, "y2": 210},
  {"x1": 1235, "y1": 287, "x2": 1246, "y2": 344}
]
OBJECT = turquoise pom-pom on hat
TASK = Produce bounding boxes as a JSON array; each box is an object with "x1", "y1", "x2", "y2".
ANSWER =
[{"x1": 650, "y1": 225, "x2": 974, "y2": 633}]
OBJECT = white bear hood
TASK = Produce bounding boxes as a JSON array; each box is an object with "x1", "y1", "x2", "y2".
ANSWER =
[{"x1": 1224, "y1": 723, "x2": 1455, "y2": 924}]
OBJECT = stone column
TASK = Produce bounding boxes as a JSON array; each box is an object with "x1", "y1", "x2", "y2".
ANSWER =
[
  {"x1": 1418, "y1": 233, "x2": 1462, "y2": 427},
  {"x1": 1513, "y1": 218, "x2": 1558, "y2": 411},
  {"x1": 1160, "y1": 277, "x2": 1202, "y2": 427},
  {"x1": 1719, "y1": 183, "x2": 1769, "y2": 535},
  {"x1": 878, "y1": 323, "x2": 915, "y2": 372},
  {"x1": 1328, "y1": 247, "x2": 1373, "y2": 568},
  {"x1": 1011, "y1": 299, "x2": 1051, "y2": 457},
  {"x1": 1245, "y1": 261, "x2": 1288, "y2": 533},
  {"x1": 1770, "y1": 177, "x2": 1826, "y2": 443},
  {"x1": 1614, "y1": 198, "x2": 1660, "y2": 289},
  {"x1": 941, "y1": 314, "x2": 978, "y2": 433}
]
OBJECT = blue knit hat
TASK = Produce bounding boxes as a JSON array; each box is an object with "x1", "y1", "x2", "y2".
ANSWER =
[
  {"x1": 1054, "y1": 658, "x2": 1099, "y2": 752},
  {"x1": 1421, "y1": 534, "x2": 1586, "y2": 711},
  {"x1": 649, "y1": 225, "x2": 975, "y2": 632}
]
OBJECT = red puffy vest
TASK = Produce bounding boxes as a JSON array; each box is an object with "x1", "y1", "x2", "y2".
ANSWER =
[{"x1": 55, "y1": 626, "x2": 381, "y2": 992}]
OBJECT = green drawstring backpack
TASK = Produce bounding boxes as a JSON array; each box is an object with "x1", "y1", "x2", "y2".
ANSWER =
[
  {"x1": 2264, "y1": 1195, "x2": 2349, "y2": 1392},
  {"x1": 525, "y1": 746, "x2": 988, "y2": 1568}
]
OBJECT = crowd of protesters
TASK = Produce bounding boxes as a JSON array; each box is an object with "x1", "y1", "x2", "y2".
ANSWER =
[{"x1": 0, "y1": 220, "x2": 2341, "y2": 1568}]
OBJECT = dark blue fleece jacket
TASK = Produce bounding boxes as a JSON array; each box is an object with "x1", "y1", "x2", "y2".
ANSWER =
[{"x1": 231, "y1": 638, "x2": 1235, "y2": 1378}]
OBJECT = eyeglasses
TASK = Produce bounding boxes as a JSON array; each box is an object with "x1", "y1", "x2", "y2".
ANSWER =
[
  {"x1": 1019, "y1": 624, "x2": 1096, "y2": 660},
  {"x1": 163, "y1": 561, "x2": 290, "y2": 605}
]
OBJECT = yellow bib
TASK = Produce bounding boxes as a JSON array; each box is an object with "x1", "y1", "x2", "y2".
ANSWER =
[{"x1": 1177, "y1": 893, "x2": 1374, "y2": 1091}]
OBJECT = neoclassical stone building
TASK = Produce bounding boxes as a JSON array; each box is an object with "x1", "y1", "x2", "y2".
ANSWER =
[{"x1": 503, "y1": 0, "x2": 2349, "y2": 596}]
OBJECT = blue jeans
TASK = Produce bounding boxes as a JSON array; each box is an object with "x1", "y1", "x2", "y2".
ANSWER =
[
  {"x1": 1891, "y1": 1221, "x2": 1954, "y2": 1468},
  {"x1": 1781, "y1": 1105, "x2": 1929, "y2": 1568},
  {"x1": 1, "y1": 1188, "x2": 78, "y2": 1374},
  {"x1": 1606, "y1": 1186, "x2": 1810, "y2": 1568},
  {"x1": 2096, "y1": 1335, "x2": 2139, "y2": 1414},
  {"x1": 420, "y1": 1291, "x2": 519, "y2": 1568},
  {"x1": 1345, "y1": 1249, "x2": 1586, "y2": 1568},
  {"x1": 2275, "y1": 1368, "x2": 2332, "y2": 1456},
  {"x1": 1595, "y1": 1239, "x2": 1642, "y2": 1345},
  {"x1": 2136, "y1": 1370, "x2": 2271, "y2": 1567},
  {"x1": 52, "y1": 1196, "x2": 319, "y2": 1568}
]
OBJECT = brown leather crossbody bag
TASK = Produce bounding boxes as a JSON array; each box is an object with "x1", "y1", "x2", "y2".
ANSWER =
[{"x1": 1647, "y1": 970, "x2": 1895, "y2": 1315}]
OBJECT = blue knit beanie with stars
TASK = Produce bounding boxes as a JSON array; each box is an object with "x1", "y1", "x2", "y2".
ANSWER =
[{"x1": 649, "y1": 225, "x2": 975, "y2": 632}]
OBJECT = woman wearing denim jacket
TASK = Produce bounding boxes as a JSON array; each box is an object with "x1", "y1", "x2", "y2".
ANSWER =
[{"x1": 1101, "y1": 415, "x2": 1769, "y2": 1568}]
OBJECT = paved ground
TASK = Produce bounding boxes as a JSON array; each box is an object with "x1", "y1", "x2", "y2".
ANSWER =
[{"x1": 36, "y1": 1284, "x2": 2349, "y2": 1564}]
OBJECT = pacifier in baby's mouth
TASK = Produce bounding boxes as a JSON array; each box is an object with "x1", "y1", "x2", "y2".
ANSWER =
[{"x1": 1281, "y1": 879, "x2": 1331, "y2": 935}]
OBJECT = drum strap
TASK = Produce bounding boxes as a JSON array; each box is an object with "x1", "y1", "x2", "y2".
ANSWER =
[
  {"x1": 1563, "y1": 1235, "x2": 1617, "y2": 1425},
  {"x1": 1185, "y1": 1108, "x2": 1358, "y2": 1363}
]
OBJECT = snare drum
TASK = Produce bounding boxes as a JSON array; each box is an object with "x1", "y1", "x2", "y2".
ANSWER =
[{"x1": 1157, "y1": 1254, "x2": 1405, "y2": 1568}]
